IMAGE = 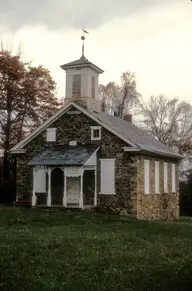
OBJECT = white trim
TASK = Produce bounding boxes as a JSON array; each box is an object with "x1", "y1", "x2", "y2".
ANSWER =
[
  {"x1": 98, "y1": 192, "x2": 116, "y2": 195},
  {"x1": 91, "y1": 126, "x2": 101, "y2": 141},
  {"x1": 63, "y1": 169, "x2": 67, "y2": 207},
  {"x1": 84, "y1": 147, "x2": 100, "y2": 166},
  {"x1": 10, "y1": 102, "x2": 138, "y2": 152},
  {"x1": 94, "y1": 166, "x2": 97, "y2": 206},
  {"x1": 100, "y1": 158, "x2": 116, "y2": 161},
  {"x1": 171, "y1": 163, "x2": 176, "y2": 193},
  {"x1": 69, "y1": 140, "x2": 77, "y2": 146},
  {"x1": 47, "y1": 167, "x2": 52, "y2": 207},
  {"x1": 123, "y1": 147, "x2": 141, "y2": 152},
  {"x1": 79, "y1": 171, "x2": 83, "y2": 208},
  {"x1": 144, "y1": 160, "x2": 150, "y2": 194},
  {"x1": 11, "y1": 149, "x2": 26, "y2": 154},
  {"x1": 163, "y1": 163, "x2": 168, "y2": 193},
  {"x1": 32, "y1": 167, "x2": 37, "y2": 206},
  {"x1": 155, "y1": 161, "x2": 160, "y2": 194}
]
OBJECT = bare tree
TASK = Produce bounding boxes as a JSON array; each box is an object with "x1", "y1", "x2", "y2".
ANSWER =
[
  {"x1": 99, "y1": 71, "x2": 141, "y2": 118},
  {"x1": 139, "y1": 95, "x2": 192, "y2": 155}
]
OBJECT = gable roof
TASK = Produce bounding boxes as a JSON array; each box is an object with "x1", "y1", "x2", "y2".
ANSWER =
[
  {"x1": 92, "y1": 111, "x2": 182, "y2": 159},
  {"x1": 60, "y1": 57, "x2": 104, "y2": 74},
  {"x1": 10, "y1": 101, "x2": 182, "y2": 159}
]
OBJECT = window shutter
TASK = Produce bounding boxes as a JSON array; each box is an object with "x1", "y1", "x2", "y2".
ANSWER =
[
  {"x1": 100, "y1": 159, "x2": 115, "y2": 194},
  {"x1": 46, "y1": 128, "x2": 57, "y2": 142},
  {"x1": 164, "y1": 163, "x2": 168, "y2": 193},
  {"x1": 72, "y1": 74, "x2": 81, "y2": 96},
  {"x1": 92, "y1": 76, "x2": 95, "y2": 99},
  {"x1": 35, "y1": 169, "x2": 46, "y2": 193},
  {"x1": 155, "y1": 161, "x2": 160, "y2": 193},
  {"x1": 144, "y1": 160, "x2": 150, "y2": 194},
  {"x1": 172, "y1": 164, "x2": 176, "y2": 192}
]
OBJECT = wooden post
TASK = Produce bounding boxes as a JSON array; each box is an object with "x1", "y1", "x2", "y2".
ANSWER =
[
  {"x1": 94, "y1": 166, "x2": 97, "y2": 206},
  {"x1": 32, "y1": 167, "x2": 36, "y2": 206},
  {"x1": 63, "y1": 169, "x2": 67, "y2": 207},
  {"x1": 47, "y1": 167, "x2": 51, "y2": 207},
  {"x1": 79, "y1": 172, "x2": 83, "y2": 209}
]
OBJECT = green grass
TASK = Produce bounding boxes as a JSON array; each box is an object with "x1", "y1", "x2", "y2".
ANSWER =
[{"x1": 0, "y1": 208, "x2": 192, "y2": 291}]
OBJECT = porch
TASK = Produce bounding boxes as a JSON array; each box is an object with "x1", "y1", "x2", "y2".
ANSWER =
[{"x1": 27, "y1": 144, "x2": 99, "y2": 209}]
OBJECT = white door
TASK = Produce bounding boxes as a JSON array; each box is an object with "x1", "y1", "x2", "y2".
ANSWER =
[{"x1": 67, "y1": 177, "x2": 80, "y2": 204}]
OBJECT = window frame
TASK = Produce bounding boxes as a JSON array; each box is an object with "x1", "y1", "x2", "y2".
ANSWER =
[
  {"x1": 72, "y1": 74, "x2": 81, "y2": 96},
  {"x1": 91, "y1": 126, "x2": 101, "y2": 141}
]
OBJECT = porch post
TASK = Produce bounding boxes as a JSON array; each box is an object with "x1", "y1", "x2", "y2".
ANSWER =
[
  {"x1": 47, "y1": 167, "x2": 51, "y2": 207},
  {"x1": 32, "y1": 167, "x2": 37, "y2": 206},
  {"x1": 63, "y1": 168, "x2": 67, "y2": 207},
  {"x1": 79, "y1": 170, "x2": 83, "y2": 209},
  {"x1": 94, "y1": 166, "x2": 97, "y2": 206}
]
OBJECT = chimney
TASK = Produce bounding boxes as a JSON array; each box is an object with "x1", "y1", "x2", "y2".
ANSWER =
[{"x1": 123, "y1": 114, "x2": 132, "y2": 122}]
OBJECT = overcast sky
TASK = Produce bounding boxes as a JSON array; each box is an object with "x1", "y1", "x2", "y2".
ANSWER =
[{"x1": 0, "y1": 0, "x2": 192, "y2": 102}]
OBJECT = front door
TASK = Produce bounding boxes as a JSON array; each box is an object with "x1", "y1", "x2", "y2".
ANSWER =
[{"x1": 67, "y1": 177, "x2": 80, "y2": 204}]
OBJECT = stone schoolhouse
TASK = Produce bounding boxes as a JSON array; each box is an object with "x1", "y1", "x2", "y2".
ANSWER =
[{"x1": 10, "y1": 52, "x2": 182, "y2": 220}]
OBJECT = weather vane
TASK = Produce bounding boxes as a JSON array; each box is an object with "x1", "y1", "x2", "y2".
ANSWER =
[{"x1": 81, "y1": 28, "x2": 89, "y2": 59}]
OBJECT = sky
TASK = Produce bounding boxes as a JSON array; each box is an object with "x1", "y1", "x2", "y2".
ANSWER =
[{"x1": 0, "y1": 0, "x2": 192, "y2": 102}]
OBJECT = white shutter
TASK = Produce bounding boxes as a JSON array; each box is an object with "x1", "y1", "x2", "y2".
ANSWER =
[
  {"x1": 144, "y1": 160, "x2": 150, "y2": 194},
  {"x1": 164, "y1": 163, "x2": 168, "y2": 193},
  {"x1": 35, "y1": 169, "x2": 46, "y2": 193},
  {"x1": 172, "y1": 164, "x2": 176, "y2": 192},
  {"x1": 155, "y1": 161, "x2": 160, "y2": 194},
  {"x1": 100, "y1": 159, "x2": 115, "y2": 194},
  {"x1": 46, "y1": 128, "x2": 57, "y2": 142}
]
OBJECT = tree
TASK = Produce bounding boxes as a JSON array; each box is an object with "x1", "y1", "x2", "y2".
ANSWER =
[
  {"x1": 138, "y1": 95, "x2": 192, "y2": 156},
  {"x1": 0, "y1": 48, "x2": 62, "y2": 182},
  {"x1": 99, "y1": 71, "x2": 141, "y2": 118}
]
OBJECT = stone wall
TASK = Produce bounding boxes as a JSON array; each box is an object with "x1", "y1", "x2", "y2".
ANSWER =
[
  {"x1": 137, "y1": 155, "x2": 179, "y2": 220},
  {"x1": 16, "y1": 106, "x2": 137, "y2": 215},
  {"x1": 15, "y1": 105, "x2": 179, "y2": 220}
]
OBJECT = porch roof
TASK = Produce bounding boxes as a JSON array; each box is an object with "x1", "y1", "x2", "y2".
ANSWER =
[{"x1": 28, "y1": 144, "x2": 99, "y2": 166}]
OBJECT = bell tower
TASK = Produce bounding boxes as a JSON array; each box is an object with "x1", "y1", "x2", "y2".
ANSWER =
[{"x1": 60, "y1": 29, "x2": 104, "y2": 112}]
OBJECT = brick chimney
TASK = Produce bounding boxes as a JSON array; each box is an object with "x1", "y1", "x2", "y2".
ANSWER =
[{"x1": 123, "y1": 114, "x2": 132, "y2": 122}]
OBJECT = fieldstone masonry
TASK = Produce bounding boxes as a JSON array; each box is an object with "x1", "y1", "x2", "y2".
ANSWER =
[{"x1": 15, "y1": 106, "x2": 179, "y2": 220}]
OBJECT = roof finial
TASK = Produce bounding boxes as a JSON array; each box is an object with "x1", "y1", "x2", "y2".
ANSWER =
[{"x1": 81, "y1": 28, "x2": 89, "y2": 59}]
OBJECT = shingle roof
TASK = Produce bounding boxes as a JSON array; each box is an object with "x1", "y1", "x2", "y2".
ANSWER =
[
  {"x1": 90, "y1": 110, "x2": 182, "y2": 159},
  {"x1": 28, "y1": 144, "x2": 99, "y2": 166},
  {"x1": 60, "y1": 57, "x2": 104, "y2": 74}
]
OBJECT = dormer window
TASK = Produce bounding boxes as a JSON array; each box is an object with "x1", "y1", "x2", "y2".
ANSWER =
[
  {"x1": 91, "y1": 126, "x2": 101, "y2": 141},
  {"x1": 72, "y1": 74, "x2": 81, "y2": 96},
  {"x1": 46, "y1": 128, "x2": 57, "y2": 142}
]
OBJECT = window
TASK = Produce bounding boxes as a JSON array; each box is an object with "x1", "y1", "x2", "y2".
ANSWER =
[
  {"x1": 100, "y1": 159, "x2": 115, "y2": 194},
  {"x1": 72, "y1": 74, "x2": 81, "y2": 96},
  {"x1": 144, "y1": 160, "x2": 150, "y2": 194},
  {"x1": 164, "y1": 163, "x2": 168, "y2": 193},
  {"x1": 155, "y1": 161, "x2": 160, "y2": 194},
  {"x1": 172, "y1": 164, "x2": 176, "y2": 192},
  {"x1": 91, "y1": 126, "x2": 101, "y2": 140},
  {"x1": 92, "y1": 76, "x2": 96, "y2": 99},
  {"x1": 46, "y1": 128, "x2": 57, "y2": 142}
]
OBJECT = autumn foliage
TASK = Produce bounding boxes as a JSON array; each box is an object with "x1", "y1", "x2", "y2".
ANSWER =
[{"x1": 0, "y1": 49, "x2": 62, "y2": 155}]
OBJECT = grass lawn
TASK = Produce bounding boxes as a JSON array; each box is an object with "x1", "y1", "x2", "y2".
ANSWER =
[{"x1": 0, "y1": 208, "x2": 192, "y2": 291}]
